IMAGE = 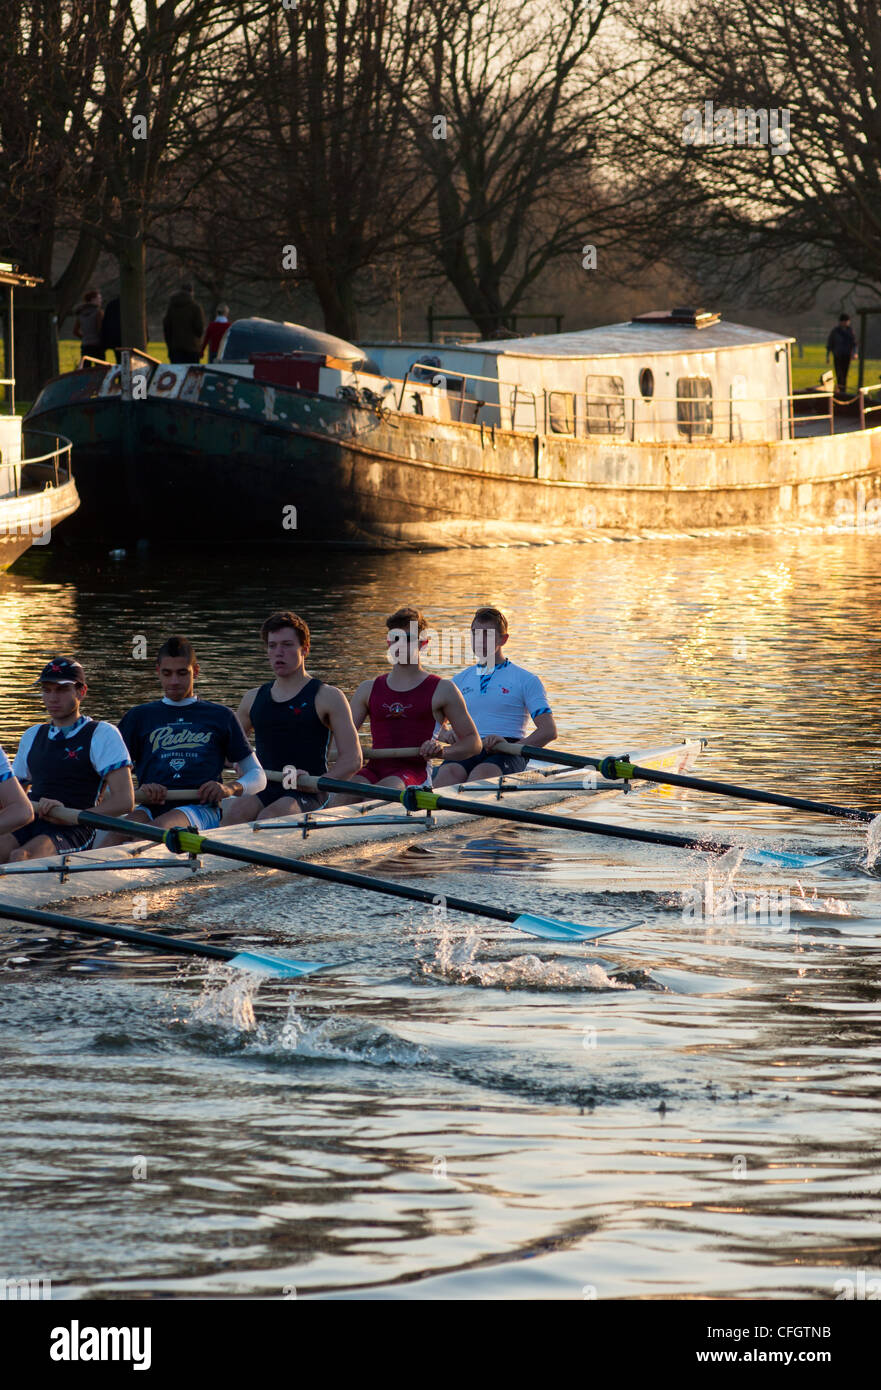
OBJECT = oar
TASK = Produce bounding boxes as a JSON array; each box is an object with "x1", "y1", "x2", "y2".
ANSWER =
[
  {"x1": 0, "y1": 900, "x2": 332, "y2": 978},
  {"x1": 46, "y1": 807, "x2": 631, "y2": 944},
  {"x1": 493, "y1": 741, "x2": 879, "y2": 826},
  {"x1": 287, "y1": 775, "x2": 825, "y2": 870}
]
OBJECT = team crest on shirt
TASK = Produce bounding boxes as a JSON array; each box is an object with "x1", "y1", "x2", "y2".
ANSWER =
[
  {"x1": 64, "y1": 748, "x2": 81, "y2": 760},
  {"x1": 383, "y1": 701, "x2": 411, "y2": 718}
]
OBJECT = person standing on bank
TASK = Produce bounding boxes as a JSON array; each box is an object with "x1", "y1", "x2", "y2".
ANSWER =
[
  {"x1": 826, "y1": 313, "x2": 858, "y2": 395},
  {"x1": 202, "y1": 304, "x2": 231, "y2": 362},
  {"x1": 100, "y1": 295, "x2": 122, "y2": 362},
  {"x1": 73, "y1": 289, "x2": 104, "y2": 364},
  {"x1": 163, "y1": 282, "x2": 206, "y2": 365}
]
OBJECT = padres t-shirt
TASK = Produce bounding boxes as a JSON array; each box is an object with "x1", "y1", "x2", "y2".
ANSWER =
[{"x1": 118, "y1": 697, "x2": 251, "y2": 788}]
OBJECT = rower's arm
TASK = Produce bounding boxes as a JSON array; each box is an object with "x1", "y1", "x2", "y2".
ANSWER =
[
  {"x1": 434, "y1": 682, "x2": 480, "y2": 761},
  {"x1": 236, "y1": 688, "x2": 258, "y2": 738},
  {"x1": 95, "y1": 766, "x2": 136, "y2": 818},
  {"x1": 348, "y1": 679, "x2": 372, "y2": 733},
  {"x1": 0, "y1": 773, "x2": 34, "y2": 835},
  {"x1": 320, "y1": 686, "x2": 363, "y2": 779},
  {"x1": 528, "y1": 710, "x2": 558, "y2": 748}
]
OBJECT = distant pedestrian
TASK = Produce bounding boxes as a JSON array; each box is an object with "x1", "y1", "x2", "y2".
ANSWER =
[
  {"x1": 73, "y1": 289, "x2": 103, "y2": 363},
  {"x1": 202, "y1": 304, "x2": 231, "y2": 362},
  {"x1": 826, "y1": 313, "x2": 858, "y2": 394},
  {"x1": 163, "y1": 282, "x2": 206, "y2": 365},
  {"x1": 100, "y1": 295, "x2": 122, "y2": 362}
]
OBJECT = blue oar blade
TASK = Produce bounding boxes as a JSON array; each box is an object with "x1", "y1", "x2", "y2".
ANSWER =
[
  {"x1": 744, "y1": 848, "x2": 835, "y2": 869},
  {"x1": 227, "y1": 951, "x2": 332, "y2": 978},
  {"x1": 511, "y1": 913, "x2": 634, "y2": 942}
]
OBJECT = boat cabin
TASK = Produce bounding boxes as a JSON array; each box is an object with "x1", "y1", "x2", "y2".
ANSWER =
[{"x1": 362, "y1": 309, "x2": 795, "y2": 443}]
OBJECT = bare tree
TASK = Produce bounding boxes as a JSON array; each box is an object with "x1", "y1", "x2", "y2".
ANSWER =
[
  {"x1": 400, "y1": 0, "x2": 628, "y2": 336},
  {"x1": 624, "y1": 0, "x2": 881, "y2": 307},
  {"x1": 215, "y1": 0, "x2": 431, "y2": 341},
  {"x1": 0, "y1": 1, "x2": 108, "y2": 396}
]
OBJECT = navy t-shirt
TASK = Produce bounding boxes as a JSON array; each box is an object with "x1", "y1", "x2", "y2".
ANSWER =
[{"x1": 118, "y1": 698, "x2": 251, "y2": 789}]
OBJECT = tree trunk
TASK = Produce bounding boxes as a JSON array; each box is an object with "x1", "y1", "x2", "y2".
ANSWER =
[
  {"x1": 117, "y1": 232, "x2": 148, "y2": 352},
  {"x1": 311, "y1": 266, "x2": 360, "y2": 342}
]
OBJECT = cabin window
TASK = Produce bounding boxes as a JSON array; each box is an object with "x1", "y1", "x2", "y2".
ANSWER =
[
  {"x1": 549, "y1": 391, "x2": 576, "y2": 434},
  {"x1": 585, "y1": 375, "x2": 625, "y2": 434},
  {"x1": 677, "y1": 377, "x2": 713, "y2": 436},
  {"x1": 639, "y1": 367, "x2": 654, "y2": 399},
  {"x1": 510, "y1": 386, "x2": 538, "y2": 430}
]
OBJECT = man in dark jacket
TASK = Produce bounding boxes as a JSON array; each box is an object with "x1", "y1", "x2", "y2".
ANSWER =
[
  {"x1": 100, "y1": 295, "x2": 122, "y2": 362},
  {"x1": 826, "y1": 313, "x2": 858, "y2": 394},
  {"x1": 163, "y1": 283, "x2": 206, "y2": 364}
]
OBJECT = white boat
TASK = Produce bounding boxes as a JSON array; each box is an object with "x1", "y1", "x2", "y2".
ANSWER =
[
  {"x1": 0, "y1": 263, "x2": 78, "y2": 570},
  {"x1": 0, "y1": 738, "x2": 704, "y2": 914}
]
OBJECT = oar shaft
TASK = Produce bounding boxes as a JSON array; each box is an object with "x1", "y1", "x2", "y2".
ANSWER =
[
  {"x1": 605, "y1": 762, "x2": 875, "y2": 824},
  {"x1": 505, "y1": 742, "x2": 876, "y2": 824},
  {"x1": 0, "y1": 898, "x2": 240, "y2": 962},
  {"x1": 48, "y1": 807, "x2": 520, "y2": 925},
  {"x1": 295, "y1": 775, "x2": 735, "y2": 856}
]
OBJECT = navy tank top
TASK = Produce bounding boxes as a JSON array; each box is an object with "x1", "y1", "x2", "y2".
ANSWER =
[
  {"x1": 250, "y1": 679, "x2": 329, "y2": 775},
  {"x1": 28, "y1": 721, "x2": 102, "y2": 809}
]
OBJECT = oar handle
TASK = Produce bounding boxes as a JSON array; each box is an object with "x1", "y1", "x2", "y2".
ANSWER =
[
  {"x1": 42, "y1": 804, "x2": 82, "y2": 826},
  {"x1": 135, "y1": 787, "x2": 237, "y2": 805}
]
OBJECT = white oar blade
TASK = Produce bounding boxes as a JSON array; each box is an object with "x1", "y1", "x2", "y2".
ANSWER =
[
  {"x1": 511, "y1": 913, "x2": 633, "y2": 942},
  {"x1": 745, "y1": 849, "x2": 833, "y2": 869},
  {"x1": 227, "y1": 951, "x2": 332, "y2": 978}
]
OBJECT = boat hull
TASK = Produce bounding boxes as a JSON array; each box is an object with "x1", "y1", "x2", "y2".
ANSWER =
[
  {"x1": 0, "y1": 476, "x2": 80, "y2": 571},
  {"x1": 26, "y1": 367, "x2": 881, "y2": 547}
]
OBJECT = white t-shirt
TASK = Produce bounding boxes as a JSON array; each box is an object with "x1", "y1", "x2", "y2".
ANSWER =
[
  {"x1": 0, "y1": 744, "x2": 13, "y2": 781},
  {"x1": 13, "y1": 716, "x2": 131, "y2": 782},
  {"x1": 447, "y1": 659, "x2": 552, "y2": 740}
]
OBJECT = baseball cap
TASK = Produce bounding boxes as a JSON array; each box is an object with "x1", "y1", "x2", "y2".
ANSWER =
[{"x1": 32, "y1": 657, "x2": 86, "y2": 686}]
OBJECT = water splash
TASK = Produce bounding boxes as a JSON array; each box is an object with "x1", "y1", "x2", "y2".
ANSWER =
[
  {"x1": 184, "y1": 963, "x2": 262, "y2": 1033},
  {"x1": 276, "y1": 1004, "x2": 428, "y2": 1065},
  {"x1": 421, "y1": 923, "x2": 632, "y2": 991},
  {"x1": 866, "y1": 814, "x2": 881, "y2": 871}
]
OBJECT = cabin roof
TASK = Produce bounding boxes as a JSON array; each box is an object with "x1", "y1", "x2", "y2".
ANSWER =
[{"x1": 466, "y1": 319, "x2": 794, "y2": 358}]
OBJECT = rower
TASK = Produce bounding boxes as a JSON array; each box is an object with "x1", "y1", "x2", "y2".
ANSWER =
[
  {"x1": 433, "y1": 607, "x2": 557, "y2": 786},
  {"x1": 0, "y1": 743, "x2": 35, "y2": 837},
  {"x1": 334, "y1": 605, "x2": 479, "y2": 803},
  {"x1": 94, "y1": 635, "x2": 265, "y2": 846},
  {"x1": 221, "y1": 610, "x2": 362, "y2": 825},
  {"x1": 0, "y1": 658, "x2": 134, "y2": 862}
]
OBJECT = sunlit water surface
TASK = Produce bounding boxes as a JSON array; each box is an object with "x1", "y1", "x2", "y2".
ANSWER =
[{"x1": 2, "y1": 534, "x2": 881, "y2": 1299}]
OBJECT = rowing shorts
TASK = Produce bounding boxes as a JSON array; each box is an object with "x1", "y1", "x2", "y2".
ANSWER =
[
  {"x1": 255, "y1": 784, "x2": 326, "y2": 813},
  {"x1": 356, "y1": 765, "x2": 430, "y2": 787},
  {"x1": 12, "y1": 818, "x2": 96, "y2": 853},
  {"x1": 434, "y1": 751, "x2": 528, "y2": 779},
  {"x1": 140, "y1": 802, "x2": 222, "y2": 831}
]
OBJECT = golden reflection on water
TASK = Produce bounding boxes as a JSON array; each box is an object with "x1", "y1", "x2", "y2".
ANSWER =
[{"x1": 3, "y1": 534, "x2": 881, "y2": 804}]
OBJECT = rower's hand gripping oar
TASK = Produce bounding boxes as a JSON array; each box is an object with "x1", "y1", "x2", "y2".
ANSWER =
[
  {"x1": 0, "y1": 899, "x2": 332, "y2": 978},
  {"x1": 45, "y1": 806, "x2": 630, "y2": 944},
  {"x1": 289, "y1": 775, "x2": 831, "y2": 871},
  {"x1": 493, "y1": 740, "x2": 878, "y2": 826}
]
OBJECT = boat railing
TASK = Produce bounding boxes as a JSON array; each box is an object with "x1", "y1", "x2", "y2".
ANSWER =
[
  {"x1": 17, "y1": 429, "x2": 75, "y2": 491},
  {"x1": 402, "y1": 360, "x2": 881, "y2": 442}
]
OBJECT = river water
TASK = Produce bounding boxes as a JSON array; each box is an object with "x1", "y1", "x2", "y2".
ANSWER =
[{"x1": 2, "y1": 533, "x2": 880, "y2": 1300}]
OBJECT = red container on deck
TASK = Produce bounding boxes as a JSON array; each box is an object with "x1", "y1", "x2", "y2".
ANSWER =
[{"x1": 250, "y1": 353, "x2": 322, "y2": 392}]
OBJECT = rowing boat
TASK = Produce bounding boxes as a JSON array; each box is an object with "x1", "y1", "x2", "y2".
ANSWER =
[{"x1": 0, "y1": 738, "x2": 704, "y2": 915}]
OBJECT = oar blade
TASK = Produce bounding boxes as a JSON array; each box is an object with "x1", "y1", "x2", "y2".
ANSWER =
[
  {"x1": 744, "y1": 848, "x2": 834, "y2": 869},
  {"x1": 226, "y1": 951, "x2": 333, "y2": 978},
  {"x1": 511, "y1": 913, "x2": 634, "y2": 942}
]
